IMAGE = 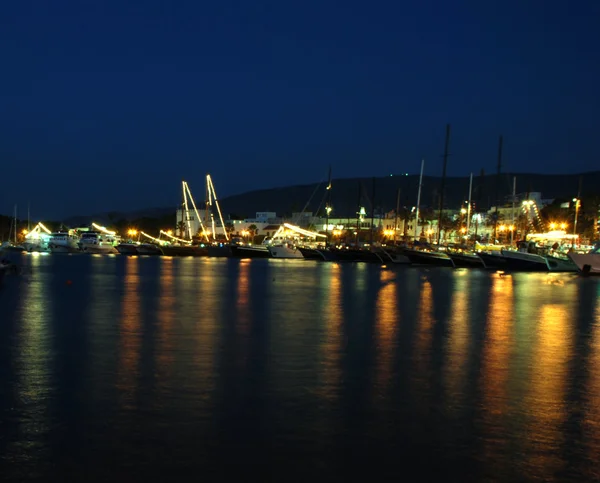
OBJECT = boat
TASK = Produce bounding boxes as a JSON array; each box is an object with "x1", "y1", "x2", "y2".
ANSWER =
[
  {"x1": 0, "y1": 241, "x2": 25, "y2": 253},
  {"x1": 500, "y1": 248, "x2": 549, "y2": 272},
  {"x1": 297, "y1": 246, "x2": 338, "y2": 261},
  {"x1": 160, "y1": 244, "x2": 207, "y2": 257},
  {"x1": 447, "y1": 251, "x2": 485, "y2": 268},
  {"x1": 478, "y1": 251, "x2": 508, "y2": 270},
  {"x1": 48, "y1": 232, "x2": 81, "y2": 253},
  {"x1": 207, "y1": 244, "x2": 232, "y2": 257},
  {"x1": 79, "y1": 232, "x2": 119, "y2": 254},
  {"x1": 402, "y1": 248, "x2": 455, "y2": 267},
  {"x1": 268, "y1": 243, "x2": 304, "y2": 259},
  {"x1": 136, "y1": 243, "x2": 162, "y2": 255},
  {"x1": 545, "y1": 254, "x2": 578, "y2": 272},
  {"x1": 230, "y1": 244, "x2": 271, "y2": 259},
  {"x1": 116, "y1": 243, "x2": 138, "y2": 255},
  {"x1": 378, "y1": 247, "x2": 411, "y2": 264},
  {"x1": 568, "y1": 244, "x2": 600, "y2": 275}
]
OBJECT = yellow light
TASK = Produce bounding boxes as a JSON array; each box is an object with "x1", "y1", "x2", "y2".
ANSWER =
[
  {"x1": 509, "y1": 225, "x2": 514, "y2": 231},
  {"x1": 499, "y1": 225, "x2": 506, "y2": 232},
  {"x1": 549, "y1": 222, "x2": 556, "y2": 230},
  {"x1": 332, "y1": 229, "x2": 342, "y2": 236},
  {"x1": 22, "y1": 229, "x2": 28, "y2": 235},
  {"x1": 166, "y1": 230, "x2": 173, "y2": 236},
  {"x1": 241, "y1": 230, "x2": 250, "y2": 237},
  {"x1": 560, "y1": 223, "x2": 567, "y2": 230},
  {"x1": 127, "y1": 229, "x2": 138, "y2": 236},
  {"x1": 460, "y1": 208, "x2": 467, "y2": 214},
  {"x1": 460, "y1": 227, "x2": 466, "y2": 233},
  {"x1": 426, "y1": 229, "x2": 434, "y2": 235}
]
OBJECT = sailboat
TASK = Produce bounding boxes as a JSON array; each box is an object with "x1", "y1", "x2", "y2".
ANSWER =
[{"x1": 1, "y1": 205, "x2": 25, "y2": 253}]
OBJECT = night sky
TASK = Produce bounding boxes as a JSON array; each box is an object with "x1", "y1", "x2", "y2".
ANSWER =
[{"x1": 1, "y1": 1, "x2": 599, "y2": 219}]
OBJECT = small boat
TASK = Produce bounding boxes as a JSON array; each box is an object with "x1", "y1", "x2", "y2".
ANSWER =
[
  {"x1": 79, "y1": 232, "x2": 119, "y2": 254},
  {"x1": 230, "y1": 245, "x2": 271, "y2": 259},
  {"x1": 478, "y1": 252, "x2": 508, "y2": 270},
  {"x1": 268, "y1": 243, "x2": 304, "y2": 259},
  {"x1": 48, "y1": 232, "x2": 81, "y2": 253},
  {"x1": 568, "y1": 244, "x2": 600, "y2": 275},
  {"x1": 447, "y1": 251, "x2": 484, "y2": 268},
  {"x1": 136, "y1": 243, "x2": 162, "y2": 255},
  {"x1": 116, "y1": 243, "x2": 138, "y2": 255},
  {"x1": 500, "y1": 249, "x2": 548, "y2": 272},
  {"x1": 402, "y1": 248, "x2": 455, "y2": 268},
  {"x1": 545, "y1": 254, "x2": 578, "y2": 272},
  {"x1": 0, "y1": 242, "x2": 25, "y2": 253},
  {"x1": 160, "y1": 244, "x2": 207, "y2": 257}
]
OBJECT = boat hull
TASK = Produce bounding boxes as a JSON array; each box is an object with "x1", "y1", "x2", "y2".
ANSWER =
[
  {"x1": 545, "y1": 255, "x2": 578, "y2": 272},
  {"x1": 448, "y1": 252, "x2": 484, "y2": 268},
  {"x1": 500, "y1": 250, "x2": 548, "y2": 272},
  {"x1": 116, "y1": 244, "x2": 139, "y2": 255},
  {"x1": 160, "y1": 245, "x2": 207, "y2": 257},
  {"x1": 230, "y1": 245, "x2": 271, "y2": 258},
  {"x1": 403, "y1": 249, "x2": 455, "y2": 267},
  {"x1": 207, "y1": 245, "x2": 232, "y2": 257},
  {"x1": 568, "y1": 253, "x2": 600, "y2": 275},
  {"x1": 478, "y1": 252, "x2": 508, "y2": 269},
  {"x1": 136, "y1": 244, "x2": 162, "y2": 255},
  {"x1": 268, "y1": 245, "x2": 304, "y2": 259},
  {"x1": 80, "y1": 244, "x2": 118, "y2": 254}
]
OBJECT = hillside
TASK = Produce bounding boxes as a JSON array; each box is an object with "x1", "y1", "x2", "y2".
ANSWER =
[{"x1": 62, "y1": 171, "x2": 599, "y2": 225}]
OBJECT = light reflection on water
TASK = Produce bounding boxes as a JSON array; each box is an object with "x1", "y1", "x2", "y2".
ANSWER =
[{"x1": 0, "y1": 256, "x2": 599, "y2": 481}]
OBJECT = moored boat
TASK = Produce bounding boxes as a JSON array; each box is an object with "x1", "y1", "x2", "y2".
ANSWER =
[
  {"x1": 500, "y1": 249, "x2": 549, "y2": 272},
  {"x1": 568, "y1": 245, "x2": 600, "y2": 275},
  {"x1": 402, "y1": 248, "x2": 455, "y2": 268},
  {"x1": 136, "y1": 243, "x2": 162, "y2": 255},
  {"x1": 48, "y1": 232, "x2": 81, "y2": 253},
  {"x1": 116, "y1": 243, "x2": 138, "y2": 255},
  {"x1": 79, "y1": 232, "x2": 119, "y2": 254},
  {"x1": 447, "y1": 251, "x2": 484, "y2": 268},
  {"x1": 230, "y1": 245, "x2": 271, "y2": 258},
  {"x1": 268, "y1": 243, "x2": 303, "y2": 259}
]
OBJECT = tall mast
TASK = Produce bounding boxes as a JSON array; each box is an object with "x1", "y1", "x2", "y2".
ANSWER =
[
  {"x1": 324, "y1": 166, "x2": 332, "y2": 246},
  {"x1": 394, "y1": 186, "x2": 401, "y2": 243},
  {"x1": 14, "y1": 204, "x2": 17, "y2": 244},
  {"x1": 492, "y1": 135, "x2": 503, "y2": 242},
  {"x1": 414, "y1": 159, "x2": 424, "y2": 241},
  {"x1": 27, "y1": 202, "x2": 30, "y2": 231},
  {"x1": 369, "y1": 177, "x2": 376, "y2": 246},
  {"x1": 466, "y1": 172, "x2": 473, "y2": 238},
  {"x1": 355, "y1": 181, "x2": 361, "y2": 245},
  {"x1": 573, "y1": 175, "x2": 582, "y2": 248},
  {"x1": 510, "y1": 176, "x2": 516, "y2": 246},
  {"x1": 437, "y1": 124, "x2": 450, "y2": 245}
]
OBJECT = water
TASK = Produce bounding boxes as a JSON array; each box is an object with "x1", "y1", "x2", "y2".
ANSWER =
[{"x1": 1, "y1": 254, "x2": 600, "y2": 482}]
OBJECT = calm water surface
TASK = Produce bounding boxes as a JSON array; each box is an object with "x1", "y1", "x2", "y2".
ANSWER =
[{"x1": 1, "y1": 254, "x2": 600, "y2": 482}]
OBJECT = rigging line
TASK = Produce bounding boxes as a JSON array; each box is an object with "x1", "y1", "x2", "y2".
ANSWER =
[
  {"x1": 182, "y1": 180, "x2": 193, "y2": 240},
  {"x1": 184, "y1": 181, "x2": 210, "y2": 242},
  {"x1": 207, "y1": 175, "x2": 229, "y2": 241}
]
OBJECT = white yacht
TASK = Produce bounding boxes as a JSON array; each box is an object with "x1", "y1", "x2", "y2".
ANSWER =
[
  {"x1": 48, "y1": 232, "x2": 81, "y2": 253},
  {"x1": 79, "y1": 232, "x2": 119, "y2": 254},
  {"x1": 568, "y1": 244, "x2": 600, "y2": 275},
  {"x1": 268, "y1": 242, "x2": 304, "y2": 259}
]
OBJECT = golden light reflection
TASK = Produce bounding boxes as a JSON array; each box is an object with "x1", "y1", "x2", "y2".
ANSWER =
[
  {"x1": 12, "y1": 254, "x2": 52, "y2": 463},
  {"x1": 373, "y1": 269, "x2": 398, "y2": 396},
  {"x1": 236, "y1": 260, "x2": 250, "y2": 335},
  {"x1": 156, "y1": 258, "x2": 176, "y2": 378},
  {"x1": 586, "y1": 300, "x2": 600, "y2": 470},
  {"x1": 319, "y1": 264, "x2": 343, "y2": 401},
  {"x1": 411, "y1": 279, "x2": 434, "y2": 397},
  {"x1": 479, "y1": 274, "x2": 514, "y2": 472},
  {"x1": 444, "y1": 274, "x2": 470, "y2": 410},
  {"x1": 522, "y1": 303, "x2": 572, "y2": 479},
  {"x1": 116, "y1": 256, "x2": 141, "y2": 409}
]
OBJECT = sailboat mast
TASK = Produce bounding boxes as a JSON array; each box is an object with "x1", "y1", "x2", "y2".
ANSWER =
[
  {"x1": 394, "y1": 187, "x2": 401, "y2": 243},
  {"x1": 414, "y1": 159, "x2": 424, "y2": 241},
  {"x1": 510, "y1": 176, "x2": 516, "y2": 246},
  {"x1": 355, "y1": 182, "x2": 361, "y2": 245},
  {"x1": 573, "y1": 175, "x2": 582, "y2": 248},
  {"x1": 369, "y1": 177, "x2": 375, "y2": 246},
  {"x1": 437, "y1": 124, "x2": 451, "y2": 246},
  {"x1": 14, "y1": 204, "x2": 17, "y2": 244},
  {"x1": 493, "y1": 135, "x2": 503, "y2": 242},
  {"x1": 324, "y1": 166, "x2": 332, "y2": 246},
  {"x1": 27, "y1": 202, "x2": 30, "y2": 231},
  {"x1": 466, "y1": 173, "x2": 473, "y2": 237}
]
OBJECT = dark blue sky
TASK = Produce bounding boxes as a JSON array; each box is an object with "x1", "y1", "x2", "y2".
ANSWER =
[{"x1": 1, "y1": 0, "x2": 599, "y2": 219}]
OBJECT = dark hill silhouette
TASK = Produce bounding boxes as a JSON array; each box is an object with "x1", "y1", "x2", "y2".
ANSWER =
[{"x1": 63, "y1": 171, "x2": 599, "y2": 225}]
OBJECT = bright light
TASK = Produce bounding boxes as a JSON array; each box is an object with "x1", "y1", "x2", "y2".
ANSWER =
[
  {"x1": 326, "y1": 206, "x2": 332, "y2": 214},
  {"x1": 383, "y1": 230, "x2": 395, "y2": 237},
  {"x1": 92, "y1": 222, "x2": 116, "y2": 236},
  {"x1": 560, "y1": 223, "x2": 567, "y2": 230},
  {"x1": 128, "y1": 229, "x2": 138, "y2": 236},
  {"x1": 241, "y1": 230, "x2": 250, "y2": 237},
  {"x1": 509, "y1": 225, "x2": 514, "y2": 231},
  {"x1": 426, "y1": 228, "x2": 434, "y2": 235},
  {"x1": 460, "y1": 227, "x2": 466, "y2": 233},
  {"x1": 499, "y1": 225, "x2": 506, "y2": 232},
  {"x1": 166, "y1": 230, "x2": 173, "y2": 236},
  {"x1": 549, "y1": 222, "x2": 556, "y2": 230},
  {"x1": 332, "y1": 229, "x2": 342, "y2": 236},
  {"x1": 22, "y1": 229, "x2": 28, "y2": 235},
  {"x1": 460, "y1": 208, "x2": 467, "y2": 214}
]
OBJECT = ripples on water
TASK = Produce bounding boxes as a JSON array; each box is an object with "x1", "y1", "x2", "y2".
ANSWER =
[{"x1": 1, "y1": 254, "x2": 599, "y2": 482}]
